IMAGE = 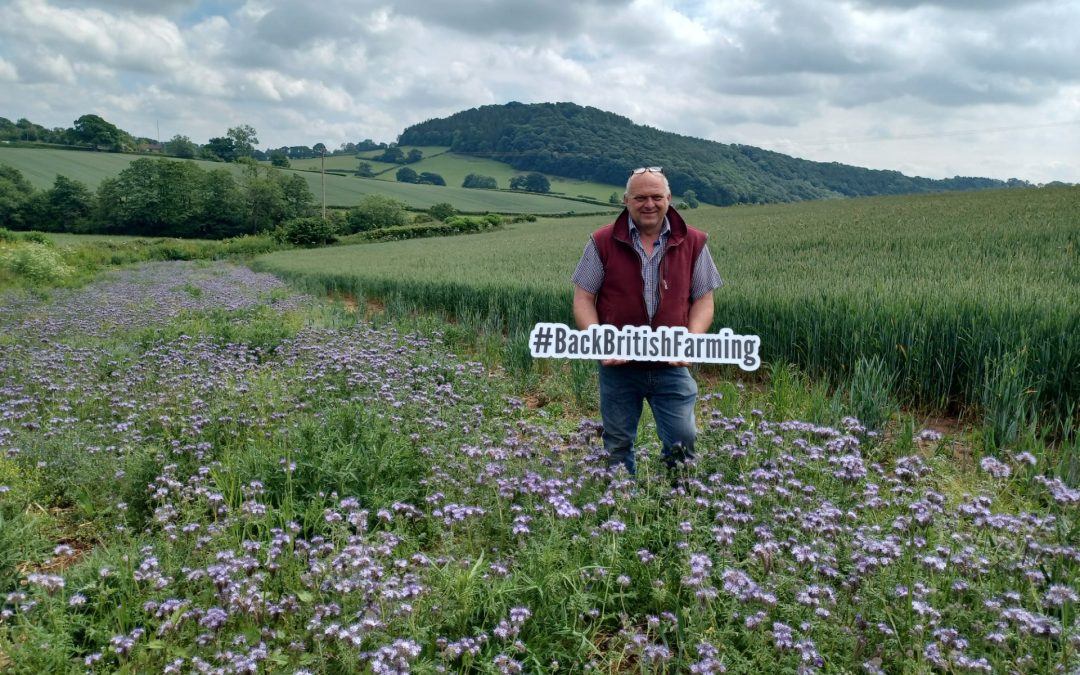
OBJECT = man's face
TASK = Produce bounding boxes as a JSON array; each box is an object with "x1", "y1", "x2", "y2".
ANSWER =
[{"x1": 624, "y1": 172, "x2": 671, "y2": 231}]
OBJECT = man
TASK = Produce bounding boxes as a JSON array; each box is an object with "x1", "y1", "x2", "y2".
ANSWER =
[{"x1": 571, "y1": 167, "x2": 722, "y2": 475}]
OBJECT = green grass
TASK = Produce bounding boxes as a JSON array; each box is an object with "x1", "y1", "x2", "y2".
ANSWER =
[
  {"x1": 44, "y1": 233, "x2": 214, "y2": 246},
  {"x1": 254, "y1": 185, "x2": 1080, "y2": 435},
  {"x1": 3, "y1": 259, "x2": 1078, "y2": 673},
  {"x1": 0, "y1": 147, "x2": 243, "y2": 190},
  {"x1": 0, "y1": 147, "x2": 617, "y2": 215},
  {"x1": 294, "y1": 172, "x2": 614, "y2": 214},
  {"x1": 286, "y1": 146, "x2": 626, "y2": 203}
]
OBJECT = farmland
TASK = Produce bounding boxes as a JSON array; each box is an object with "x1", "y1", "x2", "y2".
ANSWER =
[
  {"x1": 2, "y1": 250, "x2": 1079, "y2": 672},
  {"x1": 0, "y1": 147, "x2": 616, "y2": 214},
  {"x1": 255, "y1": 185, "x2": 1080, "y2": 437},
  {"x1": 290, "y1": 146, "x2": 625, "y2": 203}
]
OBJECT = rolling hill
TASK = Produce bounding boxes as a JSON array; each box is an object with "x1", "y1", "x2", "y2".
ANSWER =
[
  {"x1": 0, "y1": 147, "x2": 615, "y2": 215},
  {"x1": 288, "y1": 146, "x2": 622, "y2": 203},
  {"x1": 399, "y1": 101, "x2": 1021, "y2": 205}
]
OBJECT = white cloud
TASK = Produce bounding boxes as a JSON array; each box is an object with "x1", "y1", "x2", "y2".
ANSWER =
[
  {"x1": 0, "y1": 0, "x2": 1076, "y2": 183},
  {"x1": 2, "y1": 0, "x2": 188, "y2": 75},
  {"x1": 0, "y1": 58, "x2": 18, "y2": 82}
]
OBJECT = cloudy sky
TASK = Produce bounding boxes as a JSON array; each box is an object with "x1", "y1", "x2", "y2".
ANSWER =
[{"x1": 1, "y1": 0, "x2": 1077, "y2": 184}]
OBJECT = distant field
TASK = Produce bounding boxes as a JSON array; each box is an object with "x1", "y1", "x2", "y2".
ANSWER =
[
  {"x1": 294, "y1": 174, "x2": 614, "y2": 214},
  {"x1": 290, "y1": 147, "x2": 625, "y2": 203},
  {"x1": 255, "y1": 186, "x2": 1080, "y2": 430},
  {"x1": 0, "y1": 147, "x2": 252, "y2": 190},
  {"x1": 0, "y1": 147, "x2": 616, "y2": 215}
]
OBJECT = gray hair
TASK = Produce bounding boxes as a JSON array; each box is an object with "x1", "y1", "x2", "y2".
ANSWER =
[{"x1": 624, "y1": 171, "x2": 671, "y2": 197}]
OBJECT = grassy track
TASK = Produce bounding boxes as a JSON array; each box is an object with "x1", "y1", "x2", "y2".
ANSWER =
[{"x1": 255, "y1": 186, "x2": 1080, "y2": 432}]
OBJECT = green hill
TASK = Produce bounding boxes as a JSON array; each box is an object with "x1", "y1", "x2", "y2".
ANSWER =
[
  {"x1": 399, "y1": 101, "x2": 1022, "y2": 205},
  {"x1": 289, "y1": 146, "x2": 623, "y2": 203},
  {"x1": 0, "y1": 147, "x2": 615, "y2": 215}
]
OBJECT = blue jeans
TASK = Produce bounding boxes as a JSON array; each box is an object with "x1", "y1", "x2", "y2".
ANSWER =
[{"x1": 598, "y1": 364, "x2": 698, "y2": 475}]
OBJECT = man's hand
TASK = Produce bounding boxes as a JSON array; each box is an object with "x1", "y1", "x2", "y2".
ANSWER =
[{"x1": 601, "y1": 358, "x2": 629, "y2": 366}]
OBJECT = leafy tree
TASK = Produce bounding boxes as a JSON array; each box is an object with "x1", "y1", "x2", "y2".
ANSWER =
[
  {"x1": 203, "y1": 136, "x2": 236, "y2": 162},
  {"x1": 166, "y1": 134, "x2": 197, "y2": 158},
  {"x1": 313, "y1": 142, "x2": 327, "y2": 156},
  {"x1": 280, "y1": 173, "x2": 315, "y2": 217},
  {"x1": 94, "y1": 158, "x2": 203, "y2": 236},
  {"x1": 288, "y1": 146, "x2": 315, "y2": 159},
  {"x1": 683, "y1": 189, "x2": 699, "y2": 208},
  {"x1": 72, "y1": 114, "x2": 121, "y2": 150},
  {"x1": 43, "y1": 175, "x2": 94, "y2": 232},
  {"x1": 406, "y1": 149, "x2": 423, "y2": 164},
  {"x1": 509, "y1": 172, "x2": 550, "y2": 193},
  {"x1": 241, "y1": 166, "x2": 314, "y2": 235},
  {"x1": 196, "y1": 169, "x2": 244, "y2": 238},
  {"x1": 344, "y1": 195, "x2": 408, "y2": 233},
  {"x1": 609, "y1": 191, "x2": 621, "y2": 204},
  {"x1": 227, "y1": 124, "x2": 259, "y2": 158},
  {"x1": 396, "y1": 167, "x2": 419, "y2": 183},
  {"x1": 276, "y1": 216, "x2": 337, "y2": 248},
  {"x1": 356, "y1": 161, "x2": 375, "y2": 177},
  {"x1": 429, "y1": 202, "x2": 455, "y2": 221},
  {"x1": 377, "y1": 147, "x2": 405, "y2": 164},
  {"x1": 356, "y1": 139, "x2": 385, "y2": 151},
  {"x1": 463, "y1": 174, "x2": 498, "y2": 189},
  {"x1": 0, "y1": 165, "x2": 35, "y2": 230},
  {"x1": 417, "y1": 172, "x2": 445, "y2": 186},
  {"x1": 269, "y1": 150, "x2": 290, "y2": 168},
  {"x1": 89, "y1": 158, "x2": 299, "y2": 238}
]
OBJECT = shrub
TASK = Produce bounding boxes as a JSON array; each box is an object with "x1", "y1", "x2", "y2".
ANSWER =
[
  {"x1": 348, "y1": 215, "x2": 502, "y2": 243},
  {"x1": 345, "y1": 195, "x2": 409, "y2": 233},
  {"x1": 218, "y1": 234, "x2": 287, "y2": 258},
  {"x1": 509, "y1": 172, "x2": 551, "y2": 193},
  {"x1": 429, "y1": 202, "x2": 456, "y2": 221},
  {"x1": 20, "y1": 231, "x2": 52, "y2": 245},
  {"x1": 275, "y1": 216, "x2": 338, "y2": 248},
  {"x1": 0, "y1": 242, "x2": 75, "y2": 283},
  {"x1": 418, "y1": 172, "x2": 446, "y2": 186},
  {"x1": 463, "y1": 174, "x2": 498, "y2": 189}
]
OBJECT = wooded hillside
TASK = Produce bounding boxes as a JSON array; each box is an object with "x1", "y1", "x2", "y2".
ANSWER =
[{"x1": 399, "y1": 102, "x2": 1017, "y2": 205}]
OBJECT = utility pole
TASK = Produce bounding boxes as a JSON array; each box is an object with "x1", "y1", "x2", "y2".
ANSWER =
[{"x1": 320, "y1": 145, "x2": 326, "y2": 220}]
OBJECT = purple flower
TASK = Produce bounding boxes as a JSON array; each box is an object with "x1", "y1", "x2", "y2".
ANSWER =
[
  {"x1": 1044, "y1": 584, "x2": 1079, "y2": 607},
  {"x1": 978, "y1": 457, "x2": 1011, "y2": 479}
]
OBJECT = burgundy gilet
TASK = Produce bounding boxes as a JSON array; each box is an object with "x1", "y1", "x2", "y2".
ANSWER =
[{"x1": 591, "y1": 207, "x2": 707, "y2": 330}]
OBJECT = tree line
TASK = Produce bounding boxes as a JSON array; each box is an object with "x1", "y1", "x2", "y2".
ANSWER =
[
  {"x1": 398, "y1": 102, "x2": 1028, "y2": 205},
  {"x1": 0, "y1": 159, "x2": 314, "y2": 239},
  {"x1": 0, "y1": 115, "x2": 386, "y2": 166}
]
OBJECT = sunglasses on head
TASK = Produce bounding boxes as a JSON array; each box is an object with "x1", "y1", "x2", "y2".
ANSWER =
[{"x1": 630, "y1": 166, "x2": 663, "y2": 175}]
